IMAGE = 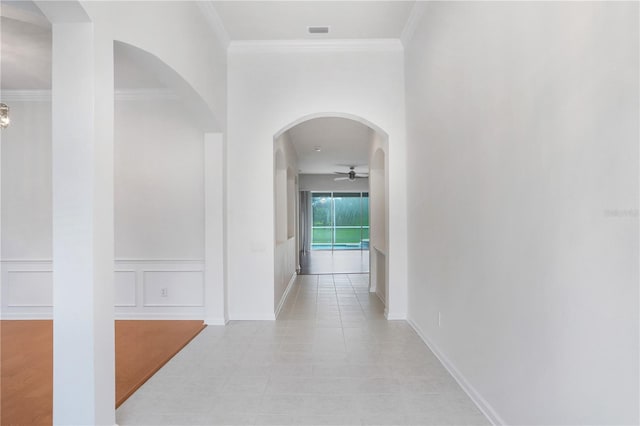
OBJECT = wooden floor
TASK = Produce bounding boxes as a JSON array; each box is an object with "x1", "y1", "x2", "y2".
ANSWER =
[{"x1": 1, "y1": 320, "x2": 205, "y2": 425}]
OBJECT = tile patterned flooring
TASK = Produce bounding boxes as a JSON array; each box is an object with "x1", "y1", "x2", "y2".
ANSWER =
[{"x1": 116, "y1": 274, "x2": 489, "y2": 425}]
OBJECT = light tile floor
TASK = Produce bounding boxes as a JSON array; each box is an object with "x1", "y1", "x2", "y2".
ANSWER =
[
  {"x1": 116, "y1": 274, "x2": 489, "y2": 426},
  {"x1": 299, "y1": 251, "x2": 369, "y2": 275}
]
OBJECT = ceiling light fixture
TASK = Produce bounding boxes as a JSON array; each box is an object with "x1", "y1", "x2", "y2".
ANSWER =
[
  {"x1": 308, "y1": 26, "x2": 329, "y2": 34},
  {"x1": 314, "y1": 146, "x2": 322, "y2": 152},
  {"x1": 0, "y1": 103, "x2": 9, "y2": 129}
]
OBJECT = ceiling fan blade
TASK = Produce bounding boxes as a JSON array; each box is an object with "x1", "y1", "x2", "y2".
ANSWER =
[
  {"x1": 334, "y1": 177, "x2": 349, "y2": 181},
  {"x1": 334, "y1": 172, "x2": 349, "y2": 175}
]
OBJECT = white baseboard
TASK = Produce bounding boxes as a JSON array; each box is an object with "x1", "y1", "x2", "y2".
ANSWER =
[
  {"x1": 205, "y1": 317, "x2": 228, "y2": 326},
  {"x1": 384, "y1": 311, "x2": 407, "y2": 320},
  {"x1": 1, "y1": 312, "x2": 52, "y2": 320},
  {"x1": 275, "y1": 272, "x2": 297, "y2": 319},
  {"x1": 407, "y1": 318, "x2": 504, "y2": 426},
  {"x1": 114, "y1": 313, "x2": 205, "y2": 320}
]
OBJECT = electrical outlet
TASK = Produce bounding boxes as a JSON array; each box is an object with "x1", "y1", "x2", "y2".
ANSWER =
[
  {"x1": 161, "y1": 288, "x2": 168, "y2": 297},
  {"x1": 438, "y1": 312, "x2": 442, "y2": 327}
]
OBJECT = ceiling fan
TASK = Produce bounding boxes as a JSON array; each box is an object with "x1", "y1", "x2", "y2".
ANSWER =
[{"x1": 334, "y1": 166, "x2": 368, "y2": 181}]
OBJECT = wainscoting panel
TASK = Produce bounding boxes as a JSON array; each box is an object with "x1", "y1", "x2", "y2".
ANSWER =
[
  {"x1": 114, "y1": 271, "x2": 137, "y2": 307},
  {"x1": 7, "y1": 271, "x2": 53, "y2": 307},
  {"x1": 143, "y1": 271, "x2": 204, "y2": 307},
  {"x1": 1, "y1": 261, "x2": 53, "y2": 318},
  {"x1": 1, "y1": 259, "x2": 205, "y2": 319}
]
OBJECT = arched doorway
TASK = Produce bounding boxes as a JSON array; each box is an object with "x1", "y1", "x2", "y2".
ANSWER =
[{"x1": 273, "y1": 113, "x2": 389, "y2": 314}]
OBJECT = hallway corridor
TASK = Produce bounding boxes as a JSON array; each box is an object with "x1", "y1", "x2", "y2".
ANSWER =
[{"x1": 116, "y1": 274, "x2": 488, "y2": 425}]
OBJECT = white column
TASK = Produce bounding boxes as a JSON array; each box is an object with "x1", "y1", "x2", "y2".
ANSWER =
[
  {"x1": 204, "y1": 133, "x2": 226, "y2": 325},
  {"x1": 51, "y1": 22, "x2": 114, "y2": 426},
  {"x1": 92, "y1": 27, "x2": 116, "y2": 425}
]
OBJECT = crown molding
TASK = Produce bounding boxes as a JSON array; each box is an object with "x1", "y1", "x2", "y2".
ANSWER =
[
  {"x1": 229, "y1": 38, "x2": 404, "y2": 54},
  {"x1": 0, "y1": 89, "x2": 178, "y2": 102},
  {"x1": 196, "y1": 1, "x2": 231, "y2": 49},
  {"x1": 401, "y1": 1, "x2": 428, "y2": 47},
  {"x1": 1, "y1": 90, "x2": 51, "y2": 102},
  {"x1": 114, "y1": 89, "x2": 178, "y2": 101}
]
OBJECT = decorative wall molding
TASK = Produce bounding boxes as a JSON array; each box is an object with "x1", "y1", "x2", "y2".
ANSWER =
[
  {"x1": 142, "y1": 270, "x2": 204, "y2": 307},
  {"x1": 0, "y1": 90, "x2": 51, "y2": 102},
  {"x1": 115, "y1": 258, "x2": 204, "y2": 264},
  {"x1": 114, "y1": 89, "x2": 179, "y2": 102},
  {"x1": 196, "y1": 1, "x2": 231, "y2": 49},
  {"x1": 229, "y1": 38, "x2": 404, "y2": 54},
  {"x1": 7, "y1": 270, "x2": 53, "y2": 307},
  {"x1": 408, "y1": 318, "x2": 503, "y2": 426},
  {"x1": 0, "y1": 89, "x2": 179, "y2": 103},
  {"x1": 400, "y1": 1, "x2": 428, "y2": 47},
  {"x1": 114, "y1": 312, "x2": 205, "y2": 320},
  {"x1": 114, "y1": 270, "x2": 137, "y2": 307},
  {"x1": 0, "y1": 259, "x2": 206, "y2": 320}
]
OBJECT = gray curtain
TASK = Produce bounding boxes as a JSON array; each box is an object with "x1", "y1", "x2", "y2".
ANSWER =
[{"x1": 299, "y1": 191, "x2": 311, "y2": 254}]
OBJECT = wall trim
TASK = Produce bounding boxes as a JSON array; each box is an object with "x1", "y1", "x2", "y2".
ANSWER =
[
  {"x1": 114, "y1": 270, "x2": 137, "y2": 307},
  {"x1": 141, "y1": 270, "x2": 204, "y2": 307},
  {"x1": 114, "y1": 312, "x2": 205, "y2": 320},
  {"x1": 205, "y1": 317, "x2": 228, "y2": 326},
  {"x1": 114, "y1": 89, "x2": 179, "y2": 101},
  {"x1": 115, "y1": 258, "x2": 204, "y2": 264},
  {"x1": 407, "y1": 318, "x2": 504, "y2": 426},
  {"x1": 0, "y1": 89, "x2": 179, "y2": 102},
  {"x1": 0, "y1": 90, "x2": 51, "y2": 102},
  {"x1": 196, "y1": 1, "x2": 230, "y2": 49},
  {"x1": 1, "y1": 312, "x2": 52, "y2": 320},
  {"x1": 400, "y1": 1, "x2": 428, "y2": 47},
  {"x1": 2, "y1": 259, "x2": 206, "y2": 319},
  {"x1": 384, "y1": 311, "x2": 407, "y2": 321},
  {"x1": 229, "y1": 38, "x2": 404, "y2": 54},
  {"x1": 275, "y1": 272, "x2": 297, "y2": 319}
]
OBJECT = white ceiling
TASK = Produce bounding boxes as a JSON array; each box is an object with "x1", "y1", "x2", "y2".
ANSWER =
[
  {"x1": 286, "y1": 117, "x2": 373, "y2": 175},
  {"x1": 211, "y1": 1, "x2": 415, "y2": 41}
]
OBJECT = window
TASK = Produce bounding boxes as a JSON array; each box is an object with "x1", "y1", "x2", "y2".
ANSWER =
[{"x1": 311, "y1": 192, "x2": 369, "y2": 250}]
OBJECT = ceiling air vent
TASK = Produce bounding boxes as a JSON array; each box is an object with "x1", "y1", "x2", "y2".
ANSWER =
[{"x1": 308, "y1": 26, "x2": 329, "y2": 34}]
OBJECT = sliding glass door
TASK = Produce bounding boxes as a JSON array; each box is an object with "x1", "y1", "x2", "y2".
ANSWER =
[{"x1": 311, "y1": 192, "x2": 369, "y2": 251}]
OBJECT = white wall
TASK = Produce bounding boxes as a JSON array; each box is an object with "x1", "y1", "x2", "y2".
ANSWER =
[
  {"x1": 115, "y1": 98, "x2": 204, "y2": 260},
  {"x1": 114, "y1": 97, "x2": 206, "y2": 318},
  {"x1": 405, "y1": 2, "x2": 639, "y2": 425},
  {"x1": 1, "y1": 99, "x2": 51, "y2": 260},
  {"x1": 227, "y1": 41, "x2": 407, "y2": 320},
  {"x1": 82, "y1": 1, "x2": 227, "y2": 131},
  {"x1": 1, "y1": 98, "x2": 53, "y2": 318},
  {"x1": 299, "y1": 174, "x2": 369, "y2": 192},
  {"x1": 369, "y1": 131, "x2": 387, "y2": 304},
  {"x1": 274, "y1": 132, "x2": 298, "y2": 314},
  {"x1": 1, "y1": 95, "x2": 210, "y2": 319}
]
